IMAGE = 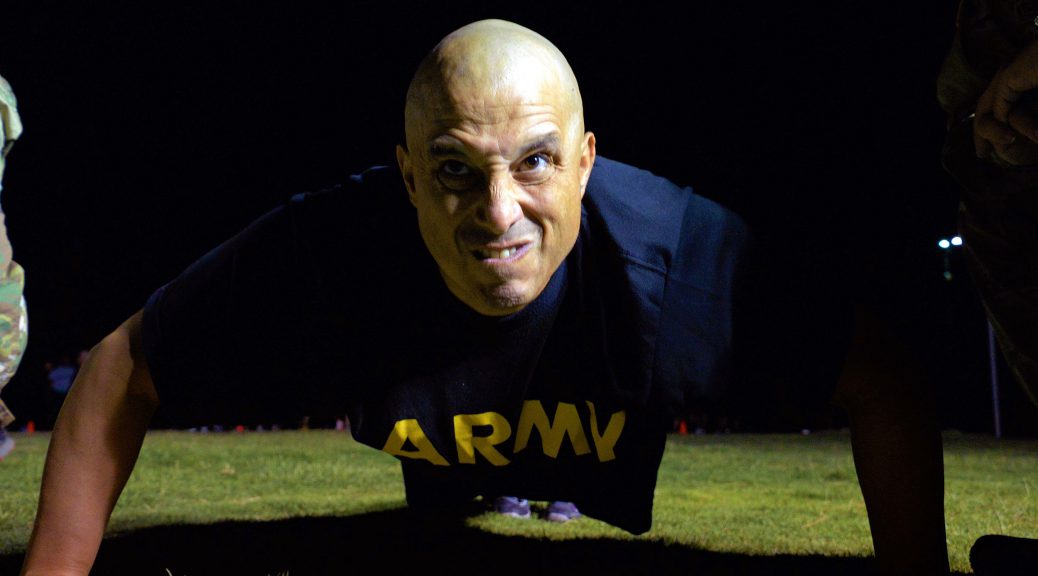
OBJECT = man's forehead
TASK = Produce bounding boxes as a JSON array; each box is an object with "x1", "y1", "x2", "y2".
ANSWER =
[
  {"x1": 422, "y1": 94, "x2": 566, "y2": 124},
  {"x1": 413, "y1": 85, "x2": 572, "y2": 133},
  {"x1": 415, "y1": 96, "x2": 571, "y2": 150},
  {"x1": 426, "y1": 127, "x2": 563, "y2": 158}
]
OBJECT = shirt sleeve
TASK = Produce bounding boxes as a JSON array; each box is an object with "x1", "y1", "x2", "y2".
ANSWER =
[
  {"x1": 142, "y1": 195, "x2": 324, "y2": 428},
  {"x1": 653, "y1": 191, "x2": 750, "y2": 409}
]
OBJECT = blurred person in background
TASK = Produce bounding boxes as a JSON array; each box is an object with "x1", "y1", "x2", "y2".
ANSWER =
[
  {"x1": 0, "y1": 74, "x2": 30, "y2": 460},
  {"x1": 938, "y1": 0, "x2": 1038, "y2": 573}
]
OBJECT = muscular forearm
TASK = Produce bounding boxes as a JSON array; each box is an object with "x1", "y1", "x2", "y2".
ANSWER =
[
  {"x1": 834, "y1": 305, "x2": 949, "y2": 576},
  {"x1": 21, "y1": 310, "x2": 157, "y2": 576}
]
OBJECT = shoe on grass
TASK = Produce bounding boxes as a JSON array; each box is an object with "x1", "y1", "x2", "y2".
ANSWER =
[
  {"x1": 970, "y1": 534, "x2": 1038, "y2": 575},
  {"x1": 546, "y1": 501, "x2": 580, "y2": 523},
  {"x1": 492, "y1": 496, "x2": 531, "y2": 519}
]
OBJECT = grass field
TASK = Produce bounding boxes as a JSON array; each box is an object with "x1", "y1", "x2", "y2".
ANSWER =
[{"x1": 1, "y1": 429, "x2": 1035, "y2": 574}]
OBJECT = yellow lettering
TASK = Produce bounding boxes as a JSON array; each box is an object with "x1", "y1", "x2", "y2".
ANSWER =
[
  {"x1": 381, "y1": 419, "x2": 449, "y2": 466},
  {"x1": 453, "y1": 412, "x2": 511, "y2": 466},
  {"x1": 586, "y1": 401, "x2": 625, "y2": 462},
  {"x1": 513, "y1": 400, "x2": 591, "y2": 458}
]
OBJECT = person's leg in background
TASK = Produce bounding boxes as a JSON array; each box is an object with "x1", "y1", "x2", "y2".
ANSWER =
[
  {"x1": 0, "y1": 74, "x2": 29, "y2": 460},
  {"x1": 937, "y1": 3, "x2": 1038, "y2": 572}
]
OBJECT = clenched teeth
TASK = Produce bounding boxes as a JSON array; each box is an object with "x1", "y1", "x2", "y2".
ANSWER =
[{"x1": 476, "y1": 247, "x2": 518, "y2": 259}]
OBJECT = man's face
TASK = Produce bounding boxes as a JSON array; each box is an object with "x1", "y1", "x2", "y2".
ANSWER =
[{"x1": 398, "y1": 75, "x2": 595, "y2": 316}]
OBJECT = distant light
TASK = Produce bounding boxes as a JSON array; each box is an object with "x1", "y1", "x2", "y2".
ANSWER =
[
  {"x1": 951, "y1": 236, "x2": 963, "y2": 246},
  {"x1": 944, "y1": 270, "x2": 953, "y2": 281},
  {"x1": 938, "y1": 239, "x2": 951, "y2": 249}
]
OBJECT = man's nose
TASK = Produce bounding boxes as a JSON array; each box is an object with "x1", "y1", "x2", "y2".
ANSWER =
[{"x1": 474, "y1": 177, "x2": 523, "y2": 234}]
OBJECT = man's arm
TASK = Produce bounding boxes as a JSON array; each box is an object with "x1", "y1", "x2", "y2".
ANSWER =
[
  {"x1": 833, "y1": 304, "x2": 949, "y2": 576},
  {"x1": 21, "y1": 310, "x2": 157, "y2": 576}
]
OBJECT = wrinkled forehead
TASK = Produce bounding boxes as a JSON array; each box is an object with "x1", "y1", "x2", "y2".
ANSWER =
[
  {"x1": 430, "y1": 73, "x2": 572, "y2": 125},
  {"x1": 407, "y1": 82, "x2": 580, "y2": 157}
]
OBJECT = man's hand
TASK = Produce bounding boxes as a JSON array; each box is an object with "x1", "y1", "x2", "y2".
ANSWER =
[{"x1": 974, "y1": 40, "x2": 1038, "y2": 166}]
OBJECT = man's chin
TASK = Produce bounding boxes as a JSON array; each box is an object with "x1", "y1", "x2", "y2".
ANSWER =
[
  {"x1": 462, "y1": 280, "x2": 538, "y2": 317},
  {"x1": 444, "y1": 274, "x2": 541, "y2": 316},
  {"x1": 478, "y1": 286, "x2": 533, "y2": 316}
]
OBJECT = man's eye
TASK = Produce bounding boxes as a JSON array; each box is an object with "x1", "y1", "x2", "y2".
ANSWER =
[
  {"x1": 441, "y1": 160, "x2": 471, "y2": 177},
  {"x1": 515, "y1": 153, "x2": 554, "y2": 183},
  {"x1": 520, "y1": 154, "x2": 548, "y2": 171},
  {"x1": 437, "y1": 160, "x2": 477, "y2": 191}
]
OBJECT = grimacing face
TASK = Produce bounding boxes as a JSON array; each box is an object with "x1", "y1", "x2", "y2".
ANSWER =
[{"x1": 396, "y1": 30, "x2": 595, "y2": 316}]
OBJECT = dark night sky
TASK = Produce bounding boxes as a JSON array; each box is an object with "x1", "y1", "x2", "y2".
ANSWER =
[{"x1": 1, "y1": 2, "x2": 1030, "y2": 434}]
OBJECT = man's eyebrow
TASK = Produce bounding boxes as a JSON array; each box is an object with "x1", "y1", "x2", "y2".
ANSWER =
[
  {"x1": 427, "y1": 140, "x2": 465, "y2": 157},
  {"x1": 518, "y1": 133, "x2": 561, "y2": 157}
]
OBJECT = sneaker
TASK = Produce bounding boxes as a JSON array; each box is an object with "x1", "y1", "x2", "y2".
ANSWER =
[
  {"x1": 971, "y1": 534, "x2": 1038, "y2": 575},
  {"x1": 492, "y1": 496, "x2": 531, "y2": 519},
  {"x1": 546, "y1": 501, "x2": 581, "y2": 523},
  {"x1": 0, "y1": 433, "x2": 14, "y2": 460}
]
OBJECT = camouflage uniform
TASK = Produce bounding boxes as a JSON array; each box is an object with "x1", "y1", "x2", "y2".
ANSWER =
[
  {"x1": 938, "y1": 0, "x2": 1038, "y2": 408},
  {"x1": 0, "y1": 75, "x2": 28, "y2": 429}
]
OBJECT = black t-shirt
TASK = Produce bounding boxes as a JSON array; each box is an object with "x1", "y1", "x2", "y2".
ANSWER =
[{"x1": 142, "y1": 156, "x2": 747, "y2": 534}]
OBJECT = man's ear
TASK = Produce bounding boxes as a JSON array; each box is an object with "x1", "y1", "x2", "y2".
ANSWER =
[
  {"x1": 579, "y1": 131, "x2": 596, "y2": 198},
  {"x1": 396, "y1": 144, "x2": 417, "y2": 207}
]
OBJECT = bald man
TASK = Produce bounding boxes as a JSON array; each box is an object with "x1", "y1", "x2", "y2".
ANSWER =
[{"x1": 21, "y1": 19, "x2": 944, "y2": 576}]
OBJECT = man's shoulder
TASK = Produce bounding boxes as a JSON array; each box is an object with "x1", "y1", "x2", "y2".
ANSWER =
[
  {"x1": 279, "y1": 164, "x2": 407, "y2": 241},
  {"x1": 288, "y1": 164, "x2": 400, "y2": 206},
  {"x1": 587, "y1": 156, "x2": 741, "y2": 227},
  {"x1": 586, "y1": 156, "x2": 687, "y2": 205},
  {"x1": 584, "y1": 156, "x2": 746, "y2": 274}
]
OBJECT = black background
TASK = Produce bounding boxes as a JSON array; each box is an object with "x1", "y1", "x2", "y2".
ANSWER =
[{"x1": 1, "y1": 2, "x2": 1032, "y2": 435}]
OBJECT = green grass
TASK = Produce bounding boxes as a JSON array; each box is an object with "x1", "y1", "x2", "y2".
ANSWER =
[{"x1": 1, "y1": 429, "x2": 1035, "y2": 574}]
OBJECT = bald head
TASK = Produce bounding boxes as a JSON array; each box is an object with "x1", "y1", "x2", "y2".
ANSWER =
[{"x1": 404, "y1": 19, "x2": 584, "y2": 150}]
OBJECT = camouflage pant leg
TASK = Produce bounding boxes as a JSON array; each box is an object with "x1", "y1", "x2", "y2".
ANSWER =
[
  {"x1": 0, "y1": 266, "x2": 25, "y2": 428},
  {"x1": 0, "y1": 398, "x2": 13, "y2": 428},
  {"x1": 0, "y1": 210, "x2": 26, "y2": 427},
  {"x1": 0, "y1": 75, "x2": 27, "y2": 428},
  {"x1": 0, "y1": 264, "x2": 26, "y2": 387},
  {"x1": 938, "y1": 0, "x2": 1038, "y2": 407}
]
